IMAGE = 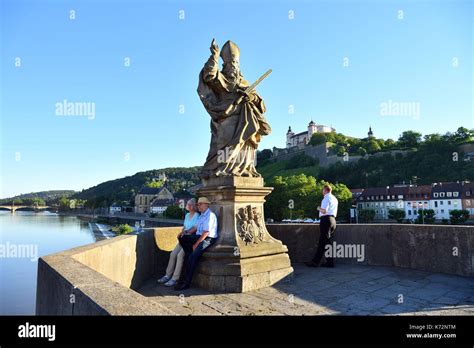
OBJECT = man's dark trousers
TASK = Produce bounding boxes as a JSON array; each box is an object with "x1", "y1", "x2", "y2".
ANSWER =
[
  {"x1": 311, "y1": 215, "x2": 337, "y2": 266},
  {"x1": 179, "y1": 234, "x2": 216, "y2": 286}
]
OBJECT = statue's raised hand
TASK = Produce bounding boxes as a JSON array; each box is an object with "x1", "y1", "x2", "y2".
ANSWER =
[{"x1": 210, "y1": 38, "x2": 219, "y2": 57}]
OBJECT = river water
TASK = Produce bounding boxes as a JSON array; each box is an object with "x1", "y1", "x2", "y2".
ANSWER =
[{"x1": 0, "y1": 211, "x2": 102, "y2": 314}]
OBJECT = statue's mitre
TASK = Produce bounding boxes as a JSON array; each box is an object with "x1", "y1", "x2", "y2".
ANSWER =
[{"x1": 220, "y1": 40, "x2": 240, "y2": 62}]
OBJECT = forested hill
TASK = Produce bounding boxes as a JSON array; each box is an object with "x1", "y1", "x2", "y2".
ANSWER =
[
  {"x1": 72, "y1": 167, "x2": 201, "y2": 204},
  {"x1": 257, "y1": 128, "x2": 474, "y2": 188},
  {"x1": 0, "y1": 190, "x2": 76, "y2": 204}
]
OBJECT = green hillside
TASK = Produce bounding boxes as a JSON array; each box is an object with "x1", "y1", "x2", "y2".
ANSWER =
[
  {"x1": 0, "y1": 190, "x2": 76, "y2": 205},
  {"x1": 72, "y1": 167, "x2": 201, "y2": 205},
  {"x1": 258, "y1": 131, "x2": 474, "y2": 188},
  {"x1": 258, "y1": 159, "x2": 320, "y2": 181}
]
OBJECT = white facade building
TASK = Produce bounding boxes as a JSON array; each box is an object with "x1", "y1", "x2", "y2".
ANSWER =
[
  {"x1": 357, "y1": 186, "x2": 407, "y2": 220},
  {"x1": 286, "y1": 120, "x2": 335, "y2": 149},
  {"x1": 109, "y1": 203, "x2": 122, "y2": 214},
  {"x1": 430, "y1": 182, "x2": 462, "y2": 220},
  {"x1": 404, "y1": 185, "x2": 430, "y2": 221}
]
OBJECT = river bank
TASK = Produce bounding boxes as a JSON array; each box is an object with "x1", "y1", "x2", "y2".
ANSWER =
[{"x1": 59, "y1": 212, "x2": 183, "y2": 228}]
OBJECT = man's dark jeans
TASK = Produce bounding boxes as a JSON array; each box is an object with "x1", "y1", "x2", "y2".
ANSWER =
[{"x1": 178, "y1": 234, "x2": 216, "y2": 286}]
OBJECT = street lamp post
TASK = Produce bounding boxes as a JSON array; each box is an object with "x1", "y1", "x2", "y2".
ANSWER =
[{"x1": 418, "y1": 202, "x2": 424, "y2": 224}]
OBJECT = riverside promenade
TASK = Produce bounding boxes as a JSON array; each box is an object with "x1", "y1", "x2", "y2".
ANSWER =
[{"x1": 65, "y1": 212, "x2": 183, "y2": 227}]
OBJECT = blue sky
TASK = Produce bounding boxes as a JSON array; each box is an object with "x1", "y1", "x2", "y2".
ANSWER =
[{"x1": 1, "y1": 0, "x2": 472, "y2": 197}]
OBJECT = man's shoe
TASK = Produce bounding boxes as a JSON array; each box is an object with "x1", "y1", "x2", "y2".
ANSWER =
[
  {"x1": 305, "y1": 261, "x2": 319, "y2": 267},
  {"x1": 174, "y1": 283, "x2": 190, "y2": 291},
  {"x1": 321, "y1": 263, "x2": 334, "y2": 268}
]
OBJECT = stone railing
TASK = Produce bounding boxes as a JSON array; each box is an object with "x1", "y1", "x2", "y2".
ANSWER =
[
  {"x1": 36, "y1": 227, "x2": 182, "y2": 315},
  {"x1": 36, "y1": 223, "x2": 473, "y2": 315},
  {"x1": 267, "y1": 224, "x2": 474, "y2": 277}
]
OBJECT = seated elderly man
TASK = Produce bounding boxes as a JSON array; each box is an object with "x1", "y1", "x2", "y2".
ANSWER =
[{"x1": 175, "y1": 197, "x2": 218, "y2": 290}]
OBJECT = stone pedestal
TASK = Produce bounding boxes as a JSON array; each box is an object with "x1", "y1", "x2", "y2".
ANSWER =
[{"x1": 194, "y1": 176, "x2": 293, "y2": 292}]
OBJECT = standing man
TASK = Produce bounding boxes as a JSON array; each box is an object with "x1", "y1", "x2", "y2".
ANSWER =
[
  {"x1": 306, "y1": 184, "x2": 338, "y2": 268},
  {"x1": 176, "y1": 197, "x2": 218, "y2": 290}
]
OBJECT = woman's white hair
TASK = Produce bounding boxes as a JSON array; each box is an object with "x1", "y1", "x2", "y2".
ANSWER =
[{"x1": 186, "y1": 198, "x2": 197, "y2": 210}]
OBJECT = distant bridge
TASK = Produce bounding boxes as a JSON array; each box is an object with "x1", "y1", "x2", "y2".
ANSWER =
[{"x1": 0, "y1": 205, "x2": 52, "y2": 213}]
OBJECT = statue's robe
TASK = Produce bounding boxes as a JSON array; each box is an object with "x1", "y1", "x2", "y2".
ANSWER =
[{"x1": 197, "y1": 55, "x2": 271, "y2": 178}]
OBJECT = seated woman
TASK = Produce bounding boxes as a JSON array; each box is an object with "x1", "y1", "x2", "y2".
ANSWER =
[{"x1": 157, "y1": 198, "x2": 199, "y2": 287}]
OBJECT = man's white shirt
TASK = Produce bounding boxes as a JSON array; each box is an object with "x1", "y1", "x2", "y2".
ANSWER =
[
  {"x1": 196, "y1": 208, "x2": 219, "y2": 238},
  {"x1": 319, "y1": 193, "x2": 338, "y2": 218}
]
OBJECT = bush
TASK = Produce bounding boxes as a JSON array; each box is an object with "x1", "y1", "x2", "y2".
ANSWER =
[
  {"x1": 112, "y1": 224, "x2": 133, "y2": 235},
  {"x1": 449, "y1": 209, "x2": 469, "y2": 225},
  {"x1": 388, "y1": 209, "x2": 405, "y2": 223},
  {"x1": 358, "y1": 209, "x2": 375, "y2": 223},
  {"x1": 414, "y1": 209, "x2": 435, "y2": 224}
]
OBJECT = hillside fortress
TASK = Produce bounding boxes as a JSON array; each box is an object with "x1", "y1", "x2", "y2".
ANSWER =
[
  {"x1": 286, "y1": 120, "x2": 335, "y2": 149},
  {"x1": 272, "y1": 122, "x2": 405, "y2": 167}
]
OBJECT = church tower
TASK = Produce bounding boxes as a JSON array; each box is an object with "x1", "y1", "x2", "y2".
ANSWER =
[
  {"x1": 368, "y1": 126, "x2": 374, "y2": 138},
  {"x1": 308, "y1": 120, "x2": 317, "y2": 138},
  {"x1": 286, "y1": 126, "x2": 294, "y2": 148}
]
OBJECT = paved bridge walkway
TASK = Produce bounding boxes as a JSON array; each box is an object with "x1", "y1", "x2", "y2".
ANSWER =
[{"x1": 137, "y1": 264, "x2": 474, "y2": 315}]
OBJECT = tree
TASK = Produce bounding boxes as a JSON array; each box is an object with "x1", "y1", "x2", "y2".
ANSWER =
[
  {"x1": 388, "y1": 209, "x2": 405, "y2": 223},
  {"x1": 332, "y1": 144, "x2": 346, "y2": 156},
  {"x1": 415, "y1": 209, "x2": 435, "y2": 224},
  {"x1": 85, "y1": 198, "x2": 98, "y2": 210},
  {"x1": 309, "y1": 133, "x2": 326, "y2": 146},
  {"x1": 451, "y1": 127, "x2": 473, "y2": 143},
  {"x1": 164, "y1": 205, "x2": 185, "y2": 220},
  {"x1": 397, "y1": 131, "x2": 422, "y2": 149},
  {"x1": 145, "y1": 180, "x2": 163, "y2": 188},
  {"x1": 264, "y1": 174, "x2": 319, "y2": 221},
  {"x1": 324, "y1": 132, "x2": 337, "y2": 143},
  {"x1": 376, "y1": 138, "x2": 386, "y2": 149},
  {"x1": 264, "y1": 174, "x2": 352, "y2": 221},
  {"x1": 257, "y1": 149, "x2": 273, "y2": 161},
  {"x1": 449, "y1": 209, "x2": 469, "y2": 225},
  {"x1": 311, "y1": 127, "x2": 474, "y2": 189},
  {"x1": 358, "y1": 209, "x2": 375, "y2": 223},
  {"x1": 385, "y1": 138, "x2": 396, "y2": 149},
  {"x1": 58, "y1": 196, "x2": 70, "y2": 211},
  {"x1": 423, "y1": 133, "x2": 442, "y2": 144},
  {"x1": 366, "y1": 139, "x2": 381, "y2": 153},
  {"x1": 12, "y1": 198, "x2": 23, "y2": 205},
  {"x1": 357, "y1": 147, "x2": 367, "y2": 156},
  {"x1": 331, "y1": 183, "x2": 353, "y2": 221},
  {"x1": 74, "y1": 199, "x2": 86, "y2": 208}
]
